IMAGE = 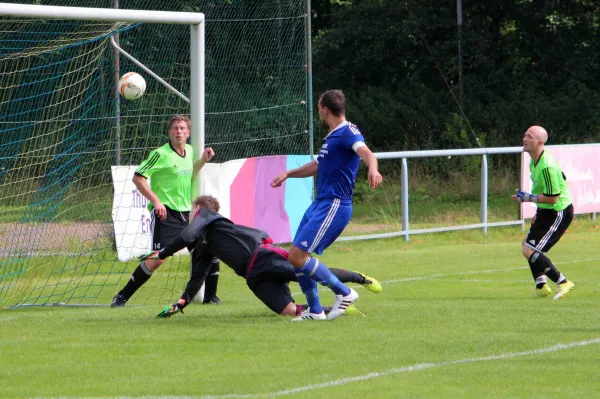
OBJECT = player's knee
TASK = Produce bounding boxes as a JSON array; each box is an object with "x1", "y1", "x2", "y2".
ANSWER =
[
  {"x1": 288, "y1": 246, "x2": 309, "y2": 268},
  {"x1": 280, "y1": 302, "x2": 297, "y2": 316},
  {"x1": 522, "y1": 244, "x2": 534, "y2": 259},
  {"x1": 145, "y1": 258, "x2": 164, "y2": 272}
]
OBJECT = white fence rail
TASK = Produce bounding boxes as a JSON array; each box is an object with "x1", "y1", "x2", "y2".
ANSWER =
[{"x1": 339, "y1": 145, "x2": 577, "y2": 242}]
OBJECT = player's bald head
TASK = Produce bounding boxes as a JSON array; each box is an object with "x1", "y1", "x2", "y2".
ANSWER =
[{"x1": 527, "y1": 126, "x2": 548, "y2": 144}]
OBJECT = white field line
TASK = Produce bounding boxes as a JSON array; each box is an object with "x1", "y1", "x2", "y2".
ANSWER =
[
  {"x1": 35, "y1": 337, "x2": 600, "y2": 399},
  {"x1": 290, "y1": 256, "x2": 600, "y2": 296},
  {"x1": 375, "y1": 266, "x2": 527, "y2": 285},
  {"x1": 376, "y1": 256, "x2": 598, "y2": 285},
  {"x1": 292, "y1": 266, "x2": 530, "y2": 296}
]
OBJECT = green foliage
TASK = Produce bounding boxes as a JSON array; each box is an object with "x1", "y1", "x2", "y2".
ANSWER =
[
  {"x1": 352, "y1": 179, "x2": 379, "y2": 203},
  {"x1": 312, "y1": 0, "x2": 600, "y2": 176}
]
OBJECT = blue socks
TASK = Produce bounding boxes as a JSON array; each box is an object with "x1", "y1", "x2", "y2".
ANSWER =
[
  {"x1": 296, "y1": 274, "x2": 322, "y2": 313},
  {"x1": 295, "y1": 258, "x2": 352, "y2": 314},
  {"x1": 299, "y1": 257, "x2": 351, "y2": 296}
]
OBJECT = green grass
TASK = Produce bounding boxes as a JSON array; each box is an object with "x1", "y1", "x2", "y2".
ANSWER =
[
  {"x1": 2, "y1": 221, "x2": 600, "y2": 398},
  {"x1": 353, "y1": 193, "x2": 516, "y2": 221},
  {"x1": 0, "y1": 253, "x2": 194, "y2": 308}
]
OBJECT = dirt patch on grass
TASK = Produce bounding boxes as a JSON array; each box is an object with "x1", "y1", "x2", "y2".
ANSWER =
[
  {"x1": 344, "y1": 222, "x2": 397, "y2": 233},
  {"x1": 0, "y1": 222, "x2": 113, "y2": 254}
]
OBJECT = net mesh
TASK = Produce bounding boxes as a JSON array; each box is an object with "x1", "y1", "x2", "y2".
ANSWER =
[{"x1": 0, "y1": 1, "x2": 308, "y2": 308}]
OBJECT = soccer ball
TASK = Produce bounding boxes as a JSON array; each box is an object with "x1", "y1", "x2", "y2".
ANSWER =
[{"x1": 118, "y1": 72, "x2": 146, "y2": 100}]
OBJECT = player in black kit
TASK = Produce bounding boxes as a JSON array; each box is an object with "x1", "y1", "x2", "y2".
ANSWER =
[{"x1": 140, "y1": 195, "x2": 382, "y2": 320}]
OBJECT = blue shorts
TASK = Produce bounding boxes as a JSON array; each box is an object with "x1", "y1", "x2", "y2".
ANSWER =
[{"x1": 293, "y1": 198, "x2": 352, "y2": 255}]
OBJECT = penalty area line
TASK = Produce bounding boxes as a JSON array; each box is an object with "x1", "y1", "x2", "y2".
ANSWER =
[{"x1": 36, "y1": 337, "x2": 600, "y2": 399}]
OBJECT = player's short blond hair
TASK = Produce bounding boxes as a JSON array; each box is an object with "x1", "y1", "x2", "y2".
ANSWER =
[
  {"x1": 169, "y1": 115, "x2": 191, "y2": 130},
  {"x1": 193, "y1": 195, "x2": 220, "y2": 212}
]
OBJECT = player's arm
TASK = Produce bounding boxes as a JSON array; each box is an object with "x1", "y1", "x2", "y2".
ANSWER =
[
  {"x1": 156, "y1": 251, "x2": 214, "y2": 318},
  {"x1": 183, "y1": 252, "x2": 215, "y2": 299},
  {"x1": 345, "y1": 128, "x2": 382, "y2": 189},
  {"x1": 132, "y1": 174, "x2": 165, "y2": 216},
  {"x1": 134, "y1": 150, "x2": 167, "y2": 220},
  {"x1": 356, "y1": 146, "x2": 382, "y2": 189},
  {"x1": 539, "y1": 195, "x2": 558, "y2": 205},
  {"x1": 285, "y1": 160, "x2": 318, "y2": 178},
  {"x1": 270, "y1": 160, "x2": 318, "y2": 188},
  {"x1": 513, "y1": 167, "x2": 561, "y2": 205},
  {"x1": 158, "y1": 216, "x2": 207, "y2": 259},
  {"x1": 512, "y1": 190, "x2": 558, "y2": 204},
  {"x1": 192, "y1": 147, "x2": 215, "y2": 179}
]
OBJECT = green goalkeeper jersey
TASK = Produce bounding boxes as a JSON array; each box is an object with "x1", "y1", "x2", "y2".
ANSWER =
[
  {"x1": 135, "y1": 142, "x2": 194, "y2": 212},
  {"x1": 529, "y1": 150, "x2": 572, "y2": 211}
]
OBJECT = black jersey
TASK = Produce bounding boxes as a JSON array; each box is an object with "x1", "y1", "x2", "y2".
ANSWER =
[{"x1": 159, "y1": 208, "x2": 268, "y2": 276}]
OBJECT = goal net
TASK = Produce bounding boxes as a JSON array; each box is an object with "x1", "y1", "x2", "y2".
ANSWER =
[{"x1": 0, "y1": 1, "x2": 308, "y2": 308}]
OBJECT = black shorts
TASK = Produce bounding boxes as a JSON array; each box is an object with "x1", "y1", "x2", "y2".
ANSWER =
[
  {"x1": 151, "y1": 207, "x2": 190, "y2": 251},
  {"x1": 246, "y1": 248, "x2": 298, "y2": 314},
  {"x1": 525, "y1": 204, "x2": 573, "y2": 254}
]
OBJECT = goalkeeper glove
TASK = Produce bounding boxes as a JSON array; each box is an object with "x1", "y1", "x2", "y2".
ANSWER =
[
  {"x1": 138, "y1": 251, "x2": 160, "y2": 262},
  {"x1": 156, "y1": 302, "x2": 185, "y2": 319},
  {"x1": 516, "y1": 189, "x2": 538, "y2": 203}
]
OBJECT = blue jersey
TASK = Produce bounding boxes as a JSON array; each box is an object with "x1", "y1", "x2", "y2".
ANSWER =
[{"x1": 315, "y1": 121, "x2": 365, "y2": 201}]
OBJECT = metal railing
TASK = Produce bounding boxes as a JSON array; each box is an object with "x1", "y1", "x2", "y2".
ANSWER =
[{"x1": 338, "y1": 146, "x2": 525, "y2": 242}]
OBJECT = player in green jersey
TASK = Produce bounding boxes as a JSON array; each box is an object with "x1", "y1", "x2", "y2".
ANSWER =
[
  {"x1": 512, "y1": 125, "x2": 575, "y2": 300},
  {"x1": 112, "y1": 115, "x2": 221, "y2": 307}
]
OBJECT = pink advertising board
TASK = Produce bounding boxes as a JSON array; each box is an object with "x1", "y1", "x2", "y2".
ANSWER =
[{"x1": 520, "y1": 144, "x2": 600, "y2": 218}]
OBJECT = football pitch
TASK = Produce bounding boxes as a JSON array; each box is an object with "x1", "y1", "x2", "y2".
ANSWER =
[{"x1": 2, "y1": 223, "x2": 600, "y2": 398}]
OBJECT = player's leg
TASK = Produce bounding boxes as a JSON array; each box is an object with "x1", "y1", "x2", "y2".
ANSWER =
[
  {"x1": 523, "y1": 206, "x2": 574, "y2": 298},
  {"x1": 251, "y1": 250, "x2": 370, "y2": 318},
  {"x1": 246, "y1": 249, "x2": 323, "y2": 320},
  {"x1": 112, "y1": 210, "x2": 166, "y2": 307},
  {"x1": 254, "y1": 286, "x2": 352, "y2": 320},
  {"x1": 248, "y1": 278, "x2": 326, "y2": 320},
  {"x1": 285, "y1": 201, "x2": 325, "y2": 316},
  {"x1": 281, "y1": 254, "x2": 382, "y2": 293},
  {"x1": 522, "y1": 211, "x2": 548, "y2": 295},
  {"x1": 113, "y1": 208, "x2": 189, "y2": 307},
  {"x1": 543, "y1": 205, "x2": 574, "y2": 299},
  {"x1": 203, "y1": 257, "x2": 222, "y2": 304},
  {"x1": 331, "y1": 268, "x2": 383, "y2": 293},
  {"x1": 289, "y1": 199, "x2": 358, "y2": 319},
  {"x1": 112, "y1": 258, "x2": 163, "y2": 306}
]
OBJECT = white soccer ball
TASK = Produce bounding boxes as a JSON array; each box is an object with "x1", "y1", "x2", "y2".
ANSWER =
[{"x1": 118, "y1": 72, "x2": 146, "y2": 100}]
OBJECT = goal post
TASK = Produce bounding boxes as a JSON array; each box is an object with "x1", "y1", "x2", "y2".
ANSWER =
[
  {"x1": 0, "y1": 2, "x2": 206, "y2": 199},
  {"x1": 0, "y1": 1, "x2": 308, "y2": 309},
  {"x1": 0, "y1": 3, "x2": 205, "y2": 308}
]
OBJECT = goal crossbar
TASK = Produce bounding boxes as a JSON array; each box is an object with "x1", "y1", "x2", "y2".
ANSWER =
[{"x1": 0, "y1": 3, "x2": 204, "y2": 24}]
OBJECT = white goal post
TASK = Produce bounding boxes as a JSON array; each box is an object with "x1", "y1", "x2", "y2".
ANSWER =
[{"x1": 0, "y1": 2, "x2": 206, "y2": 198}]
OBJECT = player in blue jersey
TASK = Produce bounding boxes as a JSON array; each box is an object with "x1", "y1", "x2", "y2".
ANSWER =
[{"x1": 271, "y1": 89, "x2": 382, "y2": 321}]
